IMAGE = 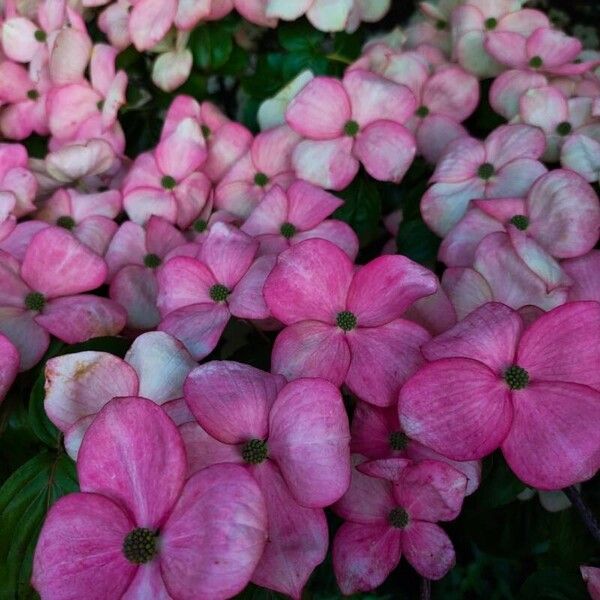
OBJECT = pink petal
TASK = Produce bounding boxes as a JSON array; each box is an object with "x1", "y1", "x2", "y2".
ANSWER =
[
  {"x1": 431, "y1": 136, "x2": 484, "y2": 183},
  {"x1": 346, "y1": 319, "x2": 431, "y2": 407},
  {"x1": 343, "y1": 69, "x2": 416, "y2": 127},
  {"x1": 442, "y1": 267, "x2": 493, "y2": 321},
  {"x1": 306, "y1": 0, "x2": 354, "y2": 31},
  {"x1": 484, "y1": 124, "x2": 546, "y2": 167},
  {"x1": 161, "y1": 464, "x2": 268, "y2": 599},
  {"x1": 184, "y1": 360, "x2": 284, "y2": 444},
  {"x1": 501, "y1": 381, "x2": 600, "y2": 489},
  {"x1": 0, "y1": 306, "x2": 49, "y2": 370},
  {"x1": 416, "y1": 114, "x2": 467, "y2": 164},
  {"x1": 526, "y1": 28, "x2": 582, "y2": 68},
  {"x1": 122, "y1": 562, "x2": 171, "y2": 600},
  {"x1": 292, "y1": 137, "x2": 358, "y2": 190},
  {"x1": 78, "y1": 396, "x2": 186, "y2": 527},
  {"x1": 561, "y1": 133, "x2": 600, "y2": 182},
  {"x1": 422, "y1": 66, "x2": 479, "y2": 121},
  {"x1": 251, "y1": 461, "x2": 328, "y2": 599},
  {"x1": 347, "y1": 255, "x2": 437, "y2": 327},
  {"x1": 399, "y1": 358, "x2": 513, "y2": 460},
  {"x1": 0, "y1": 333, "x2": 18, "y2": 403},
  {"x1": 354, "y1": 120, "x2": 416, "y2": 183},
  {"x1": 110, "y1": 265, "x2": 160, "y2": 331},
  {"x1": 129, "y1": 0, "x2": 177, "y2": 51},
  {"x1": 264, "y1": 238, "x2": 353, "y2": 325},
  {"x1": 293, "y1": 220, "x2": 359, "y2": 260},
  {"x1": 49, "y1": 28, "x2": 93, "y2": 85},
  {"x1": 423, "y1": 302, "x2": 522, "y2": 374},
  {"x1": 252, "y1": 125, "x2": 300, "y2": 177},
  {"x1": 158, "y1": 303, "x2": 230, "y2": 361},
  {"x1": 484, "y1": 31, "x2": 527, "y2": 68},
  {"x1": 333, "y1": 522, "x2": 401, "y2": 595},
  {"x1": 402, "y1": 521, "x2": 455, "y2": 579},
  {"x1": 1, "y1": 18, "x2": 41, "y2": 63},
  {"x1": 563, "y1": 251, "x2": 600, "y2": 302},
  {"x1": 490, "y1": 69, "x2": 548, "y2": 120},
  {"x1": 393, "y1": 460, "x2": 467, "y2": 522},
  {"x1": 517, "y1": 301, "x2": 600, "y2": 391},
  {"x1": 32, "y1": 493, "x2": 135, "y2": 600},
  {"x1": 227, "y1": 254, "x2": 275, "y2": 320},
  {"x1": 350, "y1": 403, "x2": 398, "y2": 459},
  {"x1": 240, "y1": 185, "x2": 288, "y2": 237},
  {"x1": 44, "y1": 351, "x2": 139, "y2": 432},
  {"x1": 36, "y1": 295, "x2": 126, "y2": 344},
  {"x1": 287, "y1": 179, "x2": 343, "y2": 229},
  {"x1": 21, "y1": 227, "x2": 107, "y2": 297},
  {"x1": 268, "y1": 378, "x2": 351, "y2": 507},
  {"x1": 125, "y1": 331, "x2": 196, "y2": 403},
  {"x1": 519, "y1": 85, "x2": 568, "y2": 133},
  {"x1": 582, "y1": 566, "x2": 600, "y2": 600},
  {"x1": 286, "y1": 77, "x2": 350, "y2": 139},
  {"x1": 155, "y1": 118, "x2": 207, "y2": 181},
  {"x1": 123, "y1": 187, "x2": 178, "y2": 226}
]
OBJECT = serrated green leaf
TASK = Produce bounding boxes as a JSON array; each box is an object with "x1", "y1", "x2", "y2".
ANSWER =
[{"x1": 0, "y1": 452, "x2": 78, "y2": 599}]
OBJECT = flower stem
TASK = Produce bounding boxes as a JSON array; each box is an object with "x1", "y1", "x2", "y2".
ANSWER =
[
  {"x1": 564, "y1": 486, "x2": 600, "y2": 544},
  {"x1": 420, "y1": 578, "x2": 431, "y2": 600},
  {"x1": 326, "y1": 53, "x2": 353, "y2": 65}
]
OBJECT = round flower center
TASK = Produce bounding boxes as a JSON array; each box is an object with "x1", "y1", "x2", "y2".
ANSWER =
[
  {"x1": 161, "y1": 175, "x2": 176, "y2": 190},
  {"x1": 529, "y1": 56, "x2": 543, "y2": 69},
  {"x1": 280, "y1": 222, "x2": 297, "y2": 239},
  {"x1": 122, "y1": 528, "x2": 158, "y2": 564},
  {"x1": 344, "y1": 120, "x2": 360, "y2": 137},
  {"x1": 416, "y1": 105, "x2": 429, "y2": 118},
  {"x1": 56, "y1": 215, "x2": 75, "y2": 230},
  {"x1": 484, "y1": 17, "x2": 498, "y2": 29},
  {"x1": 254, "y1": 172, "x2": 269, "y2": 187},
  {"x1": 389, "y1": 507, "x2": 409, "y2": 529},
  {"x1": 510, "y1": 214, "x2": 529, "y2": 231},
  {"x1": 435, "y1": 19, "x2": 447, "y2": 30},
  {"x1": 34, "y1": 29, "x2": 47, "y2": 42},
  {"x1": 96, "y1": 99, "x2": 105, "y2": 111},
  {"x1": 336, "y1": 310, "x2": 357, "y2": 331},
  {"x1": 209, "y1": 283, "x2": 230, "y2": 303},
  {"x1": 389, "y1": 430, "x2": 409, "y2": 452},
  {"x1": 193, "y1": 218, "x2": 207, "y2": 233},
  {"x1": 201, "y1": 124, "x2": 211, "y2": 139},
  {"x1": 504, "y1": 365, "x2": 529, "y2": 390},
  {"x1": 478, "y1": 163, "x2": 495, "y2": 180},
  {"x1": 24, "y1": 291, "x2": 45, "y2": 312},
  {"x1": 144, "y1": 253, "x2": 162, "y2": 269},
  {"x1": 27, "y1": 89, "x2": 39, "y2": 100},
  {"x1": 556, "y1": 121, "x2": 572, "y2": 136},
  {"x1": 241, "y1": 439, "x2": 268, "y2": 464}
]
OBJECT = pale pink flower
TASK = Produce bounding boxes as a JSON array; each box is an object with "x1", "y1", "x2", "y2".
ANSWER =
[
  {"x1": 0, "y1": 332, "x2": 18, "y2": 404},
  {"x1": 0, "y1": 142, "x2": 37, "y2": 218},
  {"x1": 582, "y1": 566, "x2": 600, "y2": 600},
  {"x1": 33, "y1": 396, "x2": 268, "y2": 600},
  {"x1": 399, "y1": 301, "x2": 600, "y2": 489}
]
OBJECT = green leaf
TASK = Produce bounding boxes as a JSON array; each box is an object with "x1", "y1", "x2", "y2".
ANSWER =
[
  {"x1": 0, "y1": 452, "x2": 78, "y2": 599},
  {"x1": 396, "y1": 219, "x2": 440, "y2": 268},
  {"x1": 334, "y1": 174, "x2": 382, "y2": 247},
  {"x1": 517, "y1": 568, "x2": 588, "y2": 600},
  {"x1": 277, "y1": 20, "x2": 324, "y2": 53},
  {"x1": 28, "y1": 372, "x2": 59, "y2": 449},
  {"x1": 190, "y1": 22, "x2": 234, "y2": 71}
]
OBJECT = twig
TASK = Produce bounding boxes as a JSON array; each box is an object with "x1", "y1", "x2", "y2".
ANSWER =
[{"x1": 564, "y1": 485, "x2": 600, "y2": 544}]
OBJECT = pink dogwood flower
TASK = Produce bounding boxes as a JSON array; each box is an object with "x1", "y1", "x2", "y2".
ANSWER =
[
  {"x1": 0, "y1": 226, "x2": 125, "y2": 370},
  {"x1": 182, "y1": 361, "x2": 351, "y2": 598},
  {"x1": 333, "y1": 457, "x2": 466, "y2": 593},
  {"x1": 351, "y1": 401, "x2": 481, "y2": 494},
  {"x1": 563, "y1": 250, "x2": 600, "y2": 303},
  {"x1": 0, "y1": 142, "x2": 38, "y2": 218},
  {"x1": 105, "y1": 217, "x2": 187, "y2": 330},
  {"x1": 44, "y1": 330, "x2": 196, "y2": 457},
  {"x1": 286, "y1": 70, "x2": 417, "y2": 189},
  {"x1": 35, "y1": 188, "x2": 122, "y2": 255},
  {"x1": 214, "y1": 125, "x2": 299, "y2": 218},
  {"x1": 156, "y1": 222, "x2": 271, "y2": 359},
  {"x1": 123, "y1": 117, "x2": 209, "y2": 227},
  {"x1": 421, "y1": 124, "x2": 547, "y2": 236},
  {"x1": 439, "y1": 169, "x2": 600, "y2": 267},
  {"x1": 33, "y1": 396, "x2": 268, "y2": 600},
  {"x1": 264, "y1": 238, "x2": 437, "y2": 406},
  {"x1": 582, "y1": 566, "x2": 600, "y2": 600},
  {"x1": 241, "y1": 180, "x2": 359, "y2": 259},
  {"x1": 399, "y1": 301, "x2": 600, "y2": 489},
  {"x1": 0, "y1": 333, "x2": 18, "y2": 404}
]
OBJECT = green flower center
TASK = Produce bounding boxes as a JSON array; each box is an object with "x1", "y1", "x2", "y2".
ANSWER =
[
  {"x1": 478, "y1": 163, "x2": 495, "y2": 180},
  {"x1": 34, "y1": 29, "x2": 47, "y2": 42},
  {"x1": 344, "y1": 120, "x2": 360, "y2": 137},
  {"x1": 510, "y1": 214, "x2": 529, "y2": 231},
  {"x1": 336, "y1": 311, "x2": 357, "y2": 331},
  {"x1": 416, "y1": 105, "x2": 429, "y2": 118},
  {"x1": 96, "y1": 99, "x2": 105, "y2": 111},
  {"x1": 435, "y1": 19, "x2": 447, "y2": 30},
  {"x1": 193, "y1": 219, "x2": 208, "y2": 233},
  {"x1": 254, "y1": 172, "x2": 269, "y2": 187},
  {"x1": 241, "y1": 439, "x2": 268, "y2": 464},
  {"x1": 161, "y1": 175, "x2": 177, "y2": 190},
  {"x1": 484, "y1": 17, "x2": 498, "y2": 29},
  {"x1": 504, "y1": 365, "x2": 529, "y2": 390},
  {"x1": 389, "y1": 431, "x2": 409, "y2": 452},
  {"x1": 56, "y1": 215, "x2": 75, "y2": 230},
  {"x1": 209, "y1": 283, "x2": 230, "y2": 303},
  {"x1": 122, "y1": 528, "x2": 158, "y2": 564},
  {"x1": 389, "y1": 507, "x2": 409, "y2": 529},
  {"x1": 27, "y1": 89, "x2": 39, "y2": 100},
  {"x1": 24, "y1": 291, "x2": 45, "y2": 312},
  {"x1": 280, "y1": 222, "x2": 297, "y2": 239},
  {"x1": 556, "y1": 121, "x2": 572, "y2": 136},
  {"x1": 201, "y1": 124, "x2": 211, "y2": 139},
  {"x1": 144, "y1": 253, "x2": 162, "y2": 269},
  {"x1": 529, "y1": 56, "x2": 543, "y2": 69}
]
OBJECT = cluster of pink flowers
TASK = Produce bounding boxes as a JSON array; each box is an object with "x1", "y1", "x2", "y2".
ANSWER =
[{"x1": 0, "y1": 0, "x2": 598, "y2": 598}]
